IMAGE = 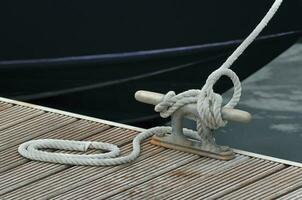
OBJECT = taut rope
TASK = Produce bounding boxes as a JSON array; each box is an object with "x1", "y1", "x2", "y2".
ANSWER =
[{"x1": 18, "y1": 0, "x2": 283, "y2": 166}]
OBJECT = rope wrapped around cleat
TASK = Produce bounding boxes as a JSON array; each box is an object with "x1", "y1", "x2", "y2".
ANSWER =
[{"x1": 18, "y1": 0, "x2": 283, "y2": 166}]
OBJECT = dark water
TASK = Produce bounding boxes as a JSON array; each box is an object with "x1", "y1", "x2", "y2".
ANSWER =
[{"x1": 183, "y1": 43, "x2": 302, "y2": 163}]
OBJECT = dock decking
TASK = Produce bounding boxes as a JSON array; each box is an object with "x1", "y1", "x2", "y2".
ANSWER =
[{"x1": 1, "y1": 97, "x2": 302, "y2": 199}]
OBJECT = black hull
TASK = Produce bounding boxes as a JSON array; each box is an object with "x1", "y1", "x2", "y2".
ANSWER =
[{"x1": 0, "y1": 0, "x2": 301, "y2": 126}]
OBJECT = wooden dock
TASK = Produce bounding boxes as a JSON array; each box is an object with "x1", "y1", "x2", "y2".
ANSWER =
[{"x1": 1, "y1": 97, "x2": 302, "y2": 199}]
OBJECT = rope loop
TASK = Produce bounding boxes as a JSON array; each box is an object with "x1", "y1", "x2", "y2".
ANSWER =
[{"x1": 199, "y1": 68, "x2": 241, "y2": 109}]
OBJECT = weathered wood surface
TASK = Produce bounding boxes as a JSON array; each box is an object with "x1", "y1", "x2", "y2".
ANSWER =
[{"x1": 0, "y1": 97, "x2": 302, "y2": 199}]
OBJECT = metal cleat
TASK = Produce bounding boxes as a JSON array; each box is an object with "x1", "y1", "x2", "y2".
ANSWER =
[{"x1": 135, "y1": 90, "x2": 252, "y2": 160}]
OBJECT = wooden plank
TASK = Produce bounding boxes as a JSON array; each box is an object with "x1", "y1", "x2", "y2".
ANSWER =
[
  {"x1": 112, "y1": 158, "x2": 284, "y2": 200},
  {"x1": 108, "y1": 156, "x2": 273, "y2": 199},
  {"x1": 110, "y1": 158, "x2": 242, "y2": 199},
  {"x1": 0, "y1": 105, "x2": 44, "y2": 131},
  {"x1": 278, "y1": 187, "x2": 302, "y2": 200},
  {"x1": 222, "y1": 166, "x2": 302, "y2": 199},
  {"x1": 0, "y1": 112, "x2": 76, "y2": 151},
  {"x1": 165, "y1": 162, "x2": 284, "y2": 200},
  {"x1": 104, "y1": 155, "x2": 248, "y2": 200}
]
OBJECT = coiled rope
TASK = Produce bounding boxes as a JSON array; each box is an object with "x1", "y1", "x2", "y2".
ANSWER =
[{"x1": 18, "y1": 0, "x2": 284, "y2": 166}]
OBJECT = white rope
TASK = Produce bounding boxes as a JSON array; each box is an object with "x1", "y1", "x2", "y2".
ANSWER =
[{"x1": 18, "y1": 0, "x2": 283, "y2": 166}]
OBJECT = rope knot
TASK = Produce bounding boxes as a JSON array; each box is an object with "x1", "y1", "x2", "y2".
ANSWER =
[
  {"x1": 155, "y1": 90, "x2": 200, "y2": 118},
  {"x1": 154, "y1": 91, "x2": 176, "y2": 118}
]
